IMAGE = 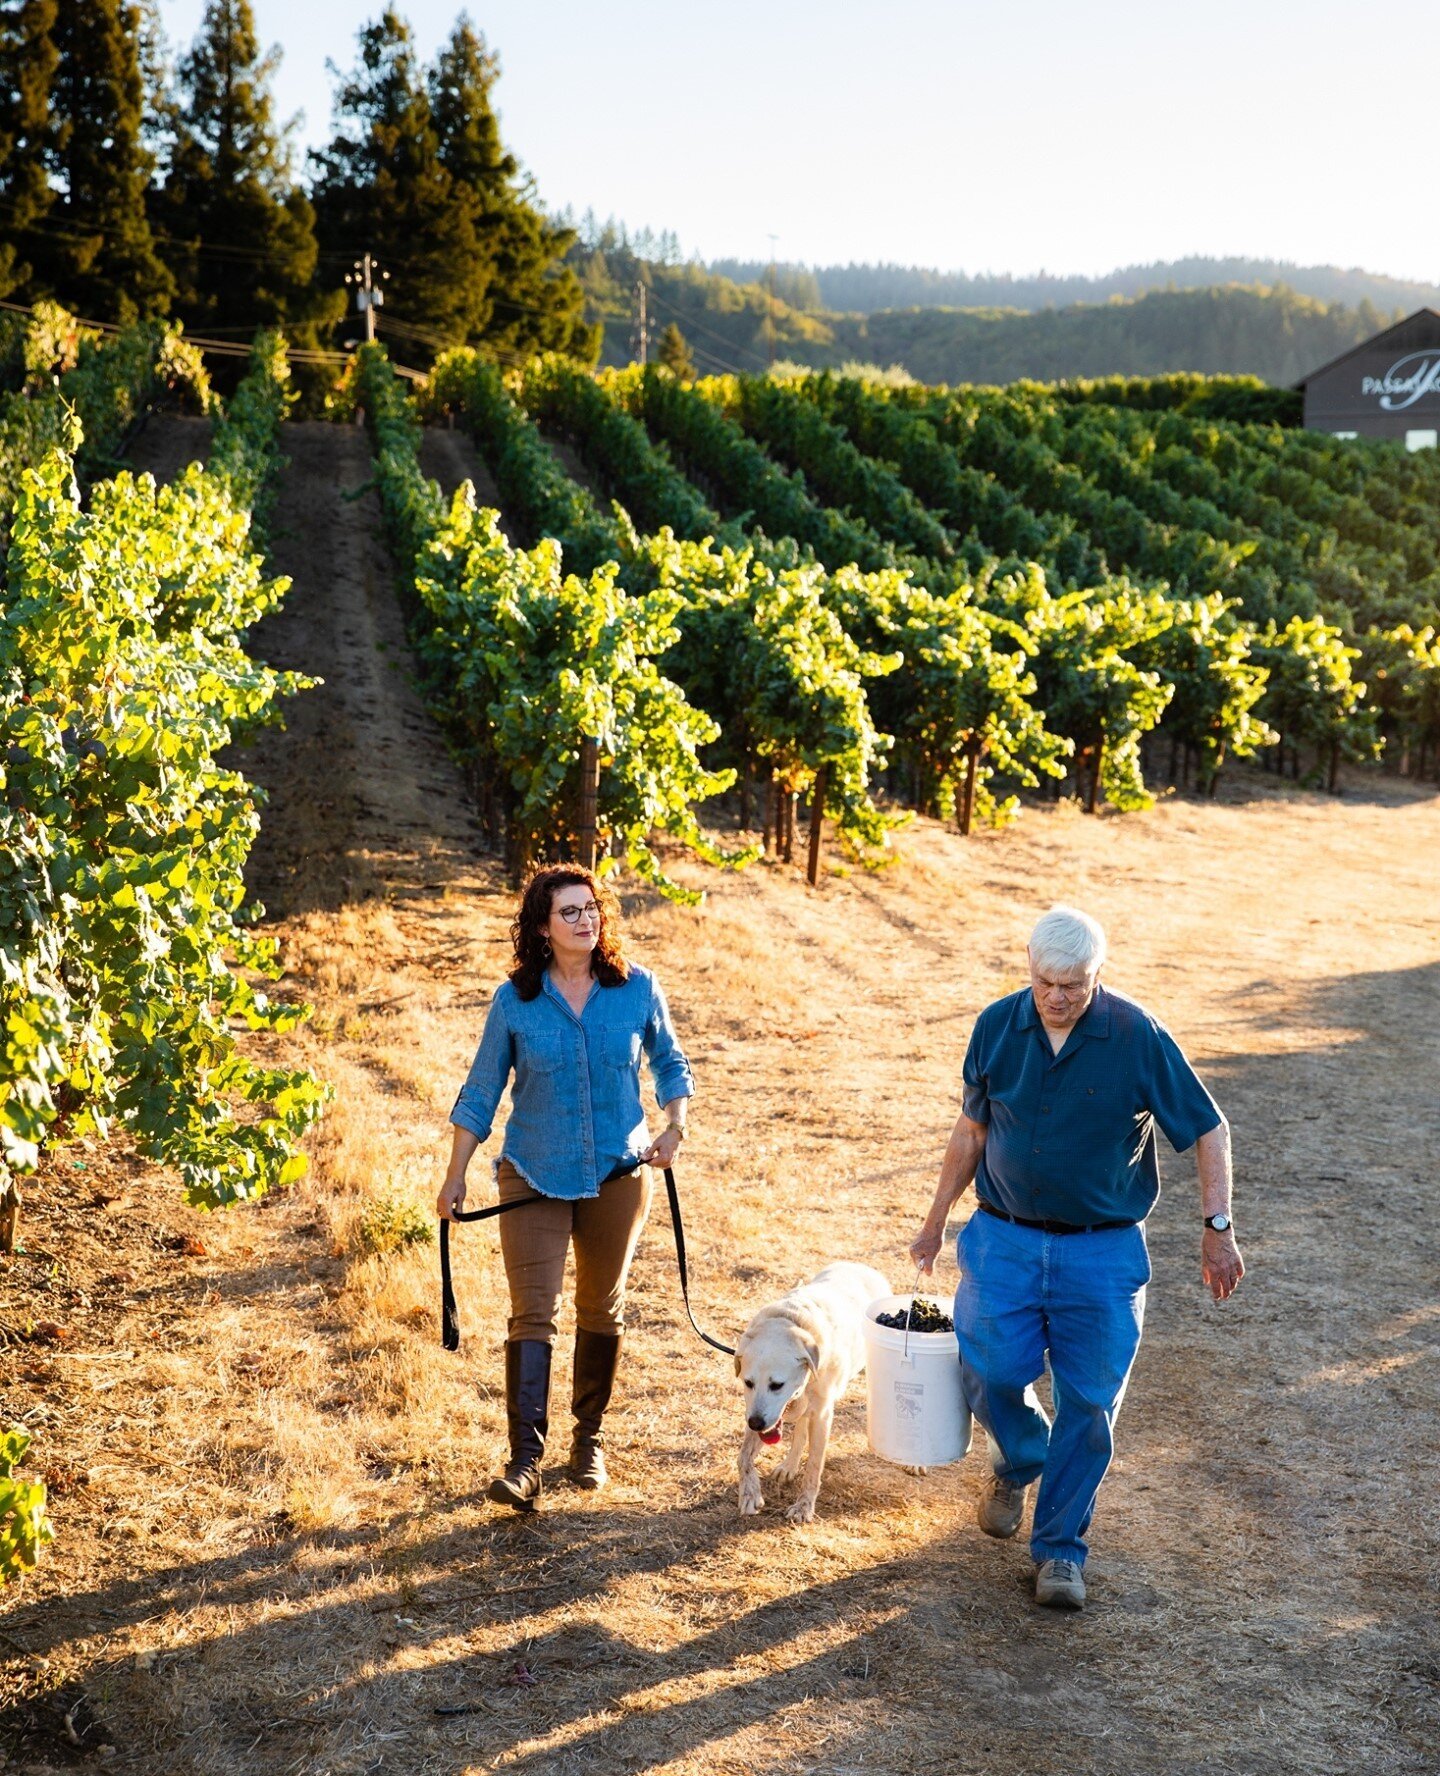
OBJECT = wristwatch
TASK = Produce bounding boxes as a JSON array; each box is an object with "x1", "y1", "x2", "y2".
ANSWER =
[{"x1": 1204, "y1": 1212, "x2": 1232, "y2": 1233}]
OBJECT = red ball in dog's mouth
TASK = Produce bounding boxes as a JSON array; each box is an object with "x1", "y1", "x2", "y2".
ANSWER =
[{"x1": 759, "y1": 1427, "x2": 782, "y2": 1446}]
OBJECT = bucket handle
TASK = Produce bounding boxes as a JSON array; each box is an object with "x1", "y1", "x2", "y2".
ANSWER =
[{"x1": 903, "y1": 1265, "x2": 925, "y2": 1361}]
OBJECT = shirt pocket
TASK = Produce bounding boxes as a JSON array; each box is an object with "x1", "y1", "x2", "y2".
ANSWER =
[
  {"x1": 517, "y1": 1028, "x2": 566, "y2": 1074},
  {"x1": 602, "y1": 1027, "x2": 642, "y2": 1070},
  {"x1": 1070, "y1": 1080, "x2": 1137, "y2": 1138}
]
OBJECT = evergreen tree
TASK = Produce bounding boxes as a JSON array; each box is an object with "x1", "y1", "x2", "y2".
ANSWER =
[
  {"x1": 656, "y1": 321, "x2": 695, "y2": 379},
  {"x1": 159, "y1": 0, "x2": 326, "y2": 336},
  {"x1": 311, "y1": 9, "x2": 487, "y2": 352},
  {"x1": 428, "y1": 16, "x2": 597, "y2": 362},
  {"x1": 39, "y1": 0, "x2": 173, "y2": 319},
  {"x1": 0, "y1": 0, "x2": 58, "y2": 300}
]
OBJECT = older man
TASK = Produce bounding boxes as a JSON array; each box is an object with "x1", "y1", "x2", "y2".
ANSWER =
[{"x1": 910, "y1": 905, "x2": 1243, "y2": 1611}]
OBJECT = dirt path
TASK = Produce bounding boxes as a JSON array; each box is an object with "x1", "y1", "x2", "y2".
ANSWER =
[
  {"x1": 233, "y1": 420, "x2": 487, "y2": 917},
  {"x1": 417, "y1": 423, "x2": 507, "y2": 534},
  {"x1": 3, "y1": 419, "x2": 1438, "y2": 1776},
  {"x1": 118, "y1": 412, "x2": 211, "y2": 483}
]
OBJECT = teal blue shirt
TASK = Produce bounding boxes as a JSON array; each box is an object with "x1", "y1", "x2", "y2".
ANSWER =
[
  {"x1": 450, "y1": 964, "x2": 694, "y2": 1199},
  {"x1": 961, "y1": 985, "x2": 1221, "y2": 1226}
]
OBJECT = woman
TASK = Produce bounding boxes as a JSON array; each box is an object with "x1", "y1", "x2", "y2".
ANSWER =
[{"x1": 437, "y1": 866, "x2": 694, "y2": 1512}]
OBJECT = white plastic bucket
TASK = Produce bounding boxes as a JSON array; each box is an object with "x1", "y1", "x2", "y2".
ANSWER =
[{"x1": 863, "y1": 1294, "x2": 973, "y2": 1468}]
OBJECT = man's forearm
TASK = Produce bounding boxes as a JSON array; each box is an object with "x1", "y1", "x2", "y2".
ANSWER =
[
  {"x1": 1196, "y1": 1118, "x2": 1233, "y2": 1218},
  {"x1": 922, "y1": 1120, "x2": 987, "y2": 1235}
]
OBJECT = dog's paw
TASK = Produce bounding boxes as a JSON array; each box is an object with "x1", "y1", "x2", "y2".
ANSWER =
[
  {"x1": 779, "y1": 1451, "x2": 805, "y2": 1483},
  {"x1": 785, "y1": 1495, "x2": 817, "y2": 1525},
  {"x1": 738, "y1": 1474, "x2": 764, "y2": 1516}
]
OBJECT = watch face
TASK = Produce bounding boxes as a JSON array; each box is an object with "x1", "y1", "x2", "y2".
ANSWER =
[{"x1": 1208, "y1": 1214, "x2": 1230, "y2": 1232}]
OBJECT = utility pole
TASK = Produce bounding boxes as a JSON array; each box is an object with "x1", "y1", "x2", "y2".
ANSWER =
[
  {"x1": 345, "y1": 254, "x2": 389, "y2": 343},
  {"x1": 631, "y1": 278, "x2": 649, "y2": 365},
  {"x1": 767, "y1": 232, "x2": 779, "y2": 367}
]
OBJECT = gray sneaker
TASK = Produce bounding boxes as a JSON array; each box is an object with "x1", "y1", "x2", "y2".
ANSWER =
[
  {"x1": 1034, "y1": 1558, "x2": 1086, "y2": 1610},
  {"x1": 976, "y1": 1473, "x2": 1030, "y2": 1538}
]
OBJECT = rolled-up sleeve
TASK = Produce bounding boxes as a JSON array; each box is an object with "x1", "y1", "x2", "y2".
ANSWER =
[
  {"x1": 451, "y1": 993, "x2": 514, "y2": 1141},
  {"x1": 643, "y1": 974, "x2": 694, "y2": 1105},
  {"x1": 961, "y1": 1016, "x2": 991, "y2": 1124},
  {"x1": 1142, "y1": 1019, "x2": 1222, "y2": 1152}
]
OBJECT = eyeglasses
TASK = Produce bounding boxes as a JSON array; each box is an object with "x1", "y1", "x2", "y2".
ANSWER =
[{"x1": 556, "y1": 901, "x2": 602, "y2": 926}]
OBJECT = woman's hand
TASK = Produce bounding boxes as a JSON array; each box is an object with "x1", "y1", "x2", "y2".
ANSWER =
[
  {"x1": 641, "y1": 1125, "x2": 684, "y2": 1169},
  {"x1": 436, "y1": 1175, "x2": 468, "y2": 1222}
]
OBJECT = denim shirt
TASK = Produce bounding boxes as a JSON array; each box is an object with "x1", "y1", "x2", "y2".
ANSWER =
[{"x1": 450, "y1": 964, "x2": 695, "y2": 1199}]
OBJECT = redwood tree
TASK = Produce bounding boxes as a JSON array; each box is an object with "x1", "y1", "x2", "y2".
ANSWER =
[{"x1": 159, "y1": 0, "x2": 329, "y2": 337}]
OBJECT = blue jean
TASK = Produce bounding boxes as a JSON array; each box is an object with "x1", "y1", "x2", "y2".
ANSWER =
[{"x1": 954, "y1": 1208, "x2": 1150, "y2": 1567}]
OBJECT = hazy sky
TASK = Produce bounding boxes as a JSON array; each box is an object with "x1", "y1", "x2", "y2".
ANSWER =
[{"x1": 156, "y1": 0, "x2": 1440, "y2": 281}]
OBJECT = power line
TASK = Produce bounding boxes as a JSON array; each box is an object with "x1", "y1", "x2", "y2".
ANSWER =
[
  {"x1": 0, "y1": 295, "x2": 351, "y2": 365},
  {"x1": 0, "y1": 196, "x2": 359, "y2": 272},
  {"x1": 644, "y1": 285, "x2": 773, "y2": 375}
]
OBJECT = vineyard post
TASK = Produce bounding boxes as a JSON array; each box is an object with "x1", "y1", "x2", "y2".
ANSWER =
[
  {"x1": 806, "y1": 764, "x2": 828, "y2": 886},
  {"x1": 1207, "y1": 740, "x2": 1227, "y2": 799},
  {"x1": 1087, "y1": 734, "x2": 1105, "y2": 814},
  {"x1": 576, "y1": 738, "x2": 601, "y2": 868},
  {"x1": 958, "y1": 739, "x2": 981, "y2": 836},
  {"x1": 0, "y1": 1191, "x2": 18, "y2": 1256}
]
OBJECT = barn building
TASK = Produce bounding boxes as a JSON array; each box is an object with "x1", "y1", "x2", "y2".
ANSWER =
[{"x1": 1297, "y1": 308, "x2": 1440, "y2": 448}]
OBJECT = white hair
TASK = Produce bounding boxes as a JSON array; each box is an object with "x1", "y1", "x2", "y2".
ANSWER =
[{"x1": 1028, "y1": 905, "x2": 1107, "y2": 977}]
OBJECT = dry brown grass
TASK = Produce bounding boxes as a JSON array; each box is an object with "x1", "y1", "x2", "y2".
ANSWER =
[{"x1": 3, "y1": 421, "x2": 1438, "y2": 1776}]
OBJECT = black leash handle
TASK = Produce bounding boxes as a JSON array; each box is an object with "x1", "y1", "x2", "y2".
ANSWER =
[
  {"x1": 439, "y1": 1164, "x2": 735, "y2": 1357},
  {"x1": 658, "y1": 1165, "x2": 735, "y2": 1357},
  {"x1": 439, "y1": 1191, "x2": 535, "y2": 1352}
]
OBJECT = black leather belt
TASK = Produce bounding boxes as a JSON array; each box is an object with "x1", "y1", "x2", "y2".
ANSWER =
[{"x1": 977, "y1": 1197, "x2": 1136, "y2": 1236}]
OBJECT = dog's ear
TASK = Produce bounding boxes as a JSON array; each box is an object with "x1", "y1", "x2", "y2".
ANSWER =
[
  {"x1": 799, "y1": 1337, "x2": 820, "y2": 1375},
  {"x1": 733, "y1": 1352, "x2": 742, "y2": 1377}
]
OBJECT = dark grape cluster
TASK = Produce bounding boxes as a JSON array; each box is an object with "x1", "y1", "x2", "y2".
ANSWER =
[{"x1": 873, "y1": 1297, "x2": 954, "y2": 1334}]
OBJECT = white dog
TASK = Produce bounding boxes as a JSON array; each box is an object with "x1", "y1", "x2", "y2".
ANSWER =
[{"x1": 735, "y1": 1261, "x2": 890, "y2": 1524}]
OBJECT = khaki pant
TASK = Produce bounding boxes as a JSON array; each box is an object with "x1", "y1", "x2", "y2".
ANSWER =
[{"x1": 496, "y1": 1159, "x2": 652, "y2": 1345}]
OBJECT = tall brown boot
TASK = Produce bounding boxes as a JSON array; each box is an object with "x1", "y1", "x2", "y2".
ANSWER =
[
  {"x1": 487, "y1": 1339, "x2": 551, "y2": 1512},
  {"x1": 567, "y1": 1330, "x2": 622, "y2": 1490}
]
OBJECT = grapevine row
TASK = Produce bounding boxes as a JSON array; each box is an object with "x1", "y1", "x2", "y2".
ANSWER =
[
  {"x1": 0, "y1": 301, "x2": 214, "y2": 549},
  {"x1": 726, "y1": 374, "x2": 1409, "y2": 784},
  {"x1": 388, "y1": 347, "x2": 908, "y2": 874},
  {"x1": 355, "y1": 344, "x2": 752, "y2": 899},
  {"x1": 0, "y1": 332, "x2": 329, "y2": 1585}
]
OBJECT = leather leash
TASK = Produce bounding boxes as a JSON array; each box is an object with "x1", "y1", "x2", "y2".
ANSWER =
[{"x1": 439, "y1": 1162, "x2": 735, "y2": 1357}]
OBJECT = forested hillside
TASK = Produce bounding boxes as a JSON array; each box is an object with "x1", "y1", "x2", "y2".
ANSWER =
[
  {"x1": 567, "y1": 223, "x2": 1401, "y2": 386},
  {"x1": 708, "y1": 254, "x2": 1440, "y2": 318},
  {"x1": 823, "y1": 284, "x2": 1392, "y2": 387}
]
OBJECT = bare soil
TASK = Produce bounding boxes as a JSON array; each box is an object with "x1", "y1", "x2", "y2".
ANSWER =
[
  {"x1": 117, "y1": 413, "x2": 211, "y2": 485},
  {"x1": 417, "y1": 424, "x2": 507, "y2": 530},
  {"x1": 2, "y1": 419, "x2": 1438, "y2": 1776}
]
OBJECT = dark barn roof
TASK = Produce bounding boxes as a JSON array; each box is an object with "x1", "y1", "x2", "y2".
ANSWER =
[
  {"x1": 1296, "y1": 308, "x2": 1440, "y2": 389},
  {"x1": 1296, "y1": 308, "x2": 1440, "y2": 436}
]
